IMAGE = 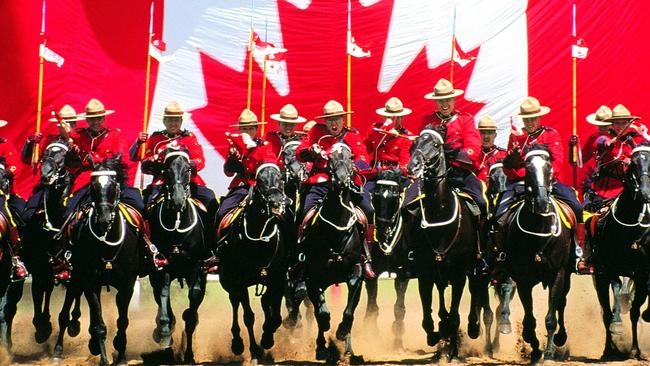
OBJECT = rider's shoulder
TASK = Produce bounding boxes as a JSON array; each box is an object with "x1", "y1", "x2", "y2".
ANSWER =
[{"x1": 0, "y1": 138, "x2": 6, "y2": 143}]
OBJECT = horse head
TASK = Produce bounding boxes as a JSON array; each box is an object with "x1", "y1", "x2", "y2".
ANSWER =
[
  {"x1": 254, "y1": 163, "x2": 285, "y2": 216},
  {"x1": 327, "y1": 142, "x2": 355, "y2": 190},
  {"x1": 161, "y1": 148, "x2": 192, "y2": 212},
  {"x1": 282, "y1": 140, "x2": 306, "y2": 186},
  {"x1": 627, "y1": 144, "x2": 650, "y2": 203},
  {"x1": 487, "y1": 161, "x2": 508, "y2": 196},
  {"x1": 89, "y1": 153, "x2": 126, "y2": 234},
  {"x1": 40, "y1": 139, "x2": 69, "y2": 187},
  {"x1": 523, "y1": 145, "x2": 553, "y2": 214},
  {"x1": 407, "y1": 128, "x2": 446, "y2": 180},
  {"x1": 372, "y1": 168, "x2": 405, "y2": 244}
]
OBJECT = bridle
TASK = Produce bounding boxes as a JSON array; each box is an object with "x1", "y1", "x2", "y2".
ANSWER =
[
  {"x1": 87, "y1": 170, "x2": 125, "y2": 246},
  {"x1": 410, "y1": 129, "x2": 447, "y2": 180}
]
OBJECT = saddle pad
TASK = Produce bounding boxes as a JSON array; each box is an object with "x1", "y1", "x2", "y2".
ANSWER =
[
  {"x1": 457, "y1": 191, "x2": 481, "y2": 217},
  {"x1": 297, "y1": 206, "x2": 318, "y2": 240},
  {"x1": 552, "y1": 198, "x2": 575, "y2": 229},
  {"x1": 354, "y1": 206, "x2": 368, "y2": 228},
  {"x1": 190, "y1": 198, "x2": 207, "y2": 213},
  {"x1": 118, "y1": 203, "x2": 143, "y2": 230},
  {"x1": 217, "y1": 206, "x2": 244, "y2": 239}
]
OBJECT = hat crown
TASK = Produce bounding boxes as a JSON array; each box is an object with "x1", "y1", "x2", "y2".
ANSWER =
[
  {"x1": 85, "y1": 98, "x2": 106, "y2": 114},
  {"x1": 59, "y1": 104, "x2": 77, "y2": 119},
  {"x1": 477, "y1": 115, "x2": 497, "y2": 130},
  {"x1": 519, "y1": 97, "x2": 542, "y2": 114},
  {"x1": 239, "y1": 108, "x2": 258, "y2": 124},
  {"x1": 303, "y1": 120, "x2": 317, "y2": 133},
  {"x1": 384, "y1": 97, "x2": 404, "y2": 113},
  {"x1": 164, "y1": 101, "x2": 185, "y2": 115},
  {"x1": 611, "y1": 104, "x2": 632, "y2": 118},
  {"x1": 595, "y1": 105, "x2": 613, "y2": 121},
  {"x1": 434, "y1": 78, "x2": 455, "y2": 96},
  {"x1": 323, "y1": 100, "x2": 345, "y2": 115},
  {"x1": 279, "y1": 104, "x2": 299, "y2": 119}
]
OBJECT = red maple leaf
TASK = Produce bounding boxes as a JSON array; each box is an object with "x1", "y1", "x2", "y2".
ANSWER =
[{"x1": 191, "y1": 0, "x2": 484, "y2": 159}]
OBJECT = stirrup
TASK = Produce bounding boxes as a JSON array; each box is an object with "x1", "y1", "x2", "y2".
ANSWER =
[
  {"x1": 576, "y1": 259, "x2": 594, "y2": 275},
  {"x1": 54, "y1": 270, "x2": 71, "y2": 284},
  {"x1": 362, "y1": 260, "x2": 376, "y2": 279},
  {"x1": 202, "y1": 255, "x2": 220, "y2": 274},
  {"x1": 149, "y1": 244, "x2": 168, "y2": 269},
  {"x1": 10, "y1": 258, "x2": 28, "y2": 282}
]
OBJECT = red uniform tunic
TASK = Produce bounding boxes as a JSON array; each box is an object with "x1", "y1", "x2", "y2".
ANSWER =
[
  {"x1": 67, "y1": 128, "x2": 126, "y2": 192},
  {"x1": 296, "y1": 123, "x2": 369, "y2": 185},
  {"x1": 475, "y1": 146, "x2": 508, "y2": 182},
  {"x1": 139, "y1": 130, "x2": 207, "y2": 186},
  {"x1": 364, "y1": 121, "x2": 414, "y2": 174},
  {"x1": 224, "y1": 137, "x2": 275, "y2": 190},
  {"x1": 589, "y1": 129, "x2": 648, "y2": 199},
  {"x1": 505, "y1": 126, "x2": 564, "y2": 182},
  {"x1": 421, "y1": 111, "x2": 481, "y2": 173},
  {"x1": 263, "y1": 131, "x2": 304, "y2": 169}
]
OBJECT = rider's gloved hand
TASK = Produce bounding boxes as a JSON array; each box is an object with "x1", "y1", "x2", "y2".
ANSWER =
[
  {"x1": 503, "y1": 149, "x2": 522, "y2": 169},
  {"x1": 137, "y1": 132, "x2": 149, "y2": 144},
  {"x1": 443, "y1": 145, "x2": 460, "y2": 160},
  {"x1": 28, "y1": 132, "x2": 43, "y2": 143}
]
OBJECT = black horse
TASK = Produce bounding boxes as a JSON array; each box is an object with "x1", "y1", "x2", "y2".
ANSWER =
[
  {"x1": 54, "y1": 155, "x2": 140, "y2": 366},
  {"x1": 364, "y1": 168, "x2": 411, "y2": 350},
  {"x1": 404, "y1": 129, "x2": 482, "y2": 359},
  {"x1": 146, "y1": 148, "x2": 210, "y2": 363},
  {"x1": 485, "y1": 161, "x2": 516, "y2": 350},
  {"x1": 219, "y1": 162, "x2": 287, "y2": 359},
  {"x1": 300, "y1": 142, "x2": 365, "y2": 361},
  {"x1": 22, "y1": 139, "x2": 82, "y2": 344},
  {"x1": 591, "y1": 144, "x2": 650, "y2": 359},
  {"x1": 500, "y1": 146, "x2": 573, "y2": 361},
  {"x1": 0, "y1": 158, "x2": 24, "y2": 354}
]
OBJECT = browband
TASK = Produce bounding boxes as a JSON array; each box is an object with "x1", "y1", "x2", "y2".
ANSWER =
[
  {"x1": 488, "y1": 162, "x2": 503, "y2": 173},
  {"x1": 164, "y1": 150, "x2": 190, "y2": 162},
  {"x1": 632, "y1": 146, "x2": 650, "y2": 154},
  {"x1": 524, "y1": 150, "x2": 550, "y2": 160},
  {"x1": 46, "y1": 142, "x2": 69, "y2": 152},
  {"x1": 255, "y1": 163, "x2": 281, "y2": 179},
  {"x1": 376, "y1": 179, "x2": 399, "y2": 186},
  {"x1": 90, "y1": 170, "x2": 117, "y2": 177},
  {"x1": 419, "y1": 129, "x2": 444, "y2": 143}
]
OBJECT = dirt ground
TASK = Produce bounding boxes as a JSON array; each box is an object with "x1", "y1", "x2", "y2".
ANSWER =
[{"x1": 3, "y1": 275, "x2": 649, "y2": 365}]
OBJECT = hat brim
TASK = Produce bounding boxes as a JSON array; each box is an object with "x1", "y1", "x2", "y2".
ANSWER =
[
  {"x1": 314, "y1": 111, "x2": 354, "y2": 119},
  {"x1": 478, "y1": 127, "x2": 498, "y2": 131},
  {"x1": 606, "y1": 115, "x2": 641, "y2": 122},
  {"x1": 586, "y1": 113, "x2": 612, "y2": 126},
  {"x1": 77, "y1": 110, "x2": 116, "y2": 118},
  {"x1": 156, "y1": 112, "x2": 192, "y2": 118},
  {"x1": 424, "y1": 89, "x2": 464, "y2": 100},
  {"x1": 48, "y1": 116, "x2": 83, "y2": 123},
  {"x1": 0, "y1": 120, "x2": 7, "y2": 128},
  {"x1": 376, "y1": 107, "x2": 412, "y2": 117},
  {"x1": 511, "y1": 106, "x2": 551, "y2": 118},
  {"x1": 229, "y1": 121, "x2": 268, "y2": 127},
  {"x1": 270, "y1": 114, "x2": 307, "y2": 123}
]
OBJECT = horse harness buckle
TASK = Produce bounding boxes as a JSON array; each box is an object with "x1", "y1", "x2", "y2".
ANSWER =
[
  {"x1": 172, "y1": 245, "x2": 181, "y2": 254},
  {"x1": 435, "y1": 253, "x2": 444, "y2": 262},
  {"x1": 105, "y1": 262, "x2": 113, "y2": 270}
]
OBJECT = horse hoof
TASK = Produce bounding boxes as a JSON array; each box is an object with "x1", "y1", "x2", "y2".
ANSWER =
[
  {"x1": 250, "y1": 344, "x2": 264, "y2": 360},
  {"x1": 88, "y1": 338, "x2": 100, "y2": 356},
  {"x1": 553, "y1": 331, "x2": 567, "y2": 347},
  {"x1": 498, "y1": 322, "x2": 511, "y2": 334},
  {"x1": 231, "y1": 337, "x2": 244, "y2": 355},
  {"x1": 336, "y1": 322, "x2": 352, "y2": 341},
  {"x1": 261, "y1": 332, "x2": 275, "y2": 349},
  {"x1": 609, "y1": 321, "x2": 624, "y2": 335},
  {"x1": 467, "y1": 322, "x2": 480, "y2": 339},
  {"x1": 34, "y1": 322, "x2": 53, "y2": 344},
  {"x1": 67, "y1": 320, "x2": 80, "y2": 338},
  {"x1": 427, "y1": 332, "x2": 441, "y2": 347},
  {"x1": 642, "y1": 309, "x2": 650, "y2": 323},
  {"x1": 530, "y1": 348, "x2": 542, "y2": 362},
  {"x1": 98, "y1": 359, "x2": 110, "y2": 366},
  {"x1": 316, "y1": 347, "x2": 328, "y2": 361},
  {"x1": 183, "y1": 352, "x2": 195, "y2": 365},
  {"x1": 316, "y1": 313, "x2": 331, "y2": 332}
]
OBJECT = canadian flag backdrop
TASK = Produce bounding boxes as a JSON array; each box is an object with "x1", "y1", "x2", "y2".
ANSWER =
[{"x1": 1, "y1": 0, "x2": 649, "y2": 198}]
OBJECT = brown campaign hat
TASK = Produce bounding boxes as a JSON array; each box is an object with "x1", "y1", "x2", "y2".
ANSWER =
[
  {"x1": 314, "y1": 100, "x2": 353, "y2": 119},
  {"x1": 270, "y1": 104, "x2": 307, "y2": 123},
  {"x1": 49, "y1": 104, "x2": 83, "y2": 122},
  {"x1": 607, "y1": 104, "x2": 640, "y2": 121},
  {"x1": 376, "y1": 97, "x2": 412, "y2": 117},
  {"x1": 511, "y1": 96, "x2": 550, "y2": 118},
  {"x1": 156, "y1": 101, "x2": 191, "y2": 118},
  {"x1": 586, "y1": 105, "x2": 613, "y2": 126},
  {"x1": 230, "y1": 108, "x2": 267, "y2": 127},
  {"x1": 77, "y1": 98, "x2": 115, "y2": 118},
  {"x1": 424, "y1": 78, "x2": 464, "y2": 100},
  {"x1": 477, "y1": 115, "x2": 498, "y2": 131}
]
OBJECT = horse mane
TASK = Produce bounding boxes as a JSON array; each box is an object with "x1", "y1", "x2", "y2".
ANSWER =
[
  {"x1": 524, "y1": 143, "x2": 553, "y2": 161},
  {"x1": 97, "y1": 155, "x2": 128, "y2": 184}
]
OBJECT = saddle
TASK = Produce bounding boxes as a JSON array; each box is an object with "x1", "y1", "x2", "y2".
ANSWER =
[
  {"x1": 217, "y1": 204, "x2": 246, "y2": 240},
  {"x1": 297, "y1": 204, "x2": 368, "y2": 242}
]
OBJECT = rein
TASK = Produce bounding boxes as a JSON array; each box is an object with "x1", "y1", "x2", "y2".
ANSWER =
[
  {"x1": 514, "y1": 199, "x2": 562, "y2": 237},
  {"x1": 158, "y1": 199, "x2": 199, "y2": 233},
  {"x1": 317, "y1": 191, "x2": 358, "y2": 231},
  {"x1": 87, "y1": 207, "x2": 126, "y2": 246}
]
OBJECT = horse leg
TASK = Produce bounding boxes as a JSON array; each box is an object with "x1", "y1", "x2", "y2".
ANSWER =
[
  {"x1": 480, "y1": 276, "x2": 494, "y2": 356},
  {"x1": 282, "y1": 272, "x2": 303, "y2": 329},
  {"x1": 261, "y1": 280, "x2": 284, "y2": 350},
  {"x1": 2, "y1": 281, "x2": 23, "y2": 351},
  {"x1": 68, "y1": 291, "x2": 83, "y2": 337},
  {"x1": 436, "y1": 284, "x2": 450, "y2": 339},
  {"x1": 228, "y1": 290, "x2": 244, "y2": 355},
  {"x1": 53, "y1": 286, "x2": 77, "y2": 360},
  {"x1": 518, "y1": 284, "x2": 541, "y2": 361},
  {"x1": 308, "y1": 284, "x2": 329, "y2": 361},
  {"x1": 418, "y1": 276, "x2": 438, "y2": 346},
  {"x1": 630, "y1": 273, "x2": 649, "y2": 359},
  {"x1": 149, "y1": 272, "x2": 173, "y2": 348},
  {"x1": 41, "y1": 279, "x2": 54, "y2": 339},
  {"x1": 241, "y1": 288, "x2": 263, "y2": 359},
  {"x1": 594, "y1": 273, "x2": 621, "y2": 359},
  {"x1": 543, "y1": 270, "x2": 566, "y2": 360},
  {"x1": 554, "y1": 272, "x2": 570, "y2": 348},
  {"x1": 467, "y1": 274, "x2": 482, "y2": 340},
  {"x1": 497, "y1": 279, "x2": 514, "y2": 334},
  {"x1": 84, "y1": 286, "x2": 109, "y2": 366},
  {"x1": 610, "y1": 277, "x2": 624, "y2": 334},
  {"x1": 31, "y1": 275, "x2": 51, "y2": 343},
  {"x1": 336, "y1": 267, "x2": 363, "y2": 343},
  {"x1": 113, "y1": 281, "x2": 135, "y2": 366},
  {"x1": 392, "y1": 277, "x2": 409, "y2": 351},
  {"x1": 182, "y1": 272, "x2": 206, "y2": 364},
  {"x1": 364, "y1": 276, "x2": 379, "y2": 324},
  {"x1": 447, "y1": 275, "x2": 466, "y2": 360}
]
